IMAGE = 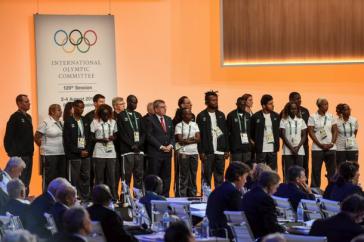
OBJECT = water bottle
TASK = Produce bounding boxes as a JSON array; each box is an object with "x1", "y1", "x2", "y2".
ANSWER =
[
  {"x1": 201, "y1": 216, "x2": 210, "y2": 238},
  {"x1": 162, "y1": 211, "x2": 170, "y2": 230},
  {"x1": 133, "y1": 206, "x2": 140, "y2": 225},
  {"x1": 297, "y1": 202, "x2": 304, "y2": 223},
  {"x1": 202, "y1": 182, "x2": 211, "y2": 203}
]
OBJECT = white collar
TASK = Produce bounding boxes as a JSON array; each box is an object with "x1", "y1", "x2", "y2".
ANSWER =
[
  {"x1": 47, "y1": 191, "x2": 56, "y2": 201},
  {"x1": 182, "y1": 120, "x2": 192, "y2": 125},
  {"x1": 3, "y1": 171, "x2": 11, "y2": 180},
  {"x1": 156, "y1": 114, "x2": 164, "y2": 120},
  {"x1": 72, "y1": 233, "x2": 88, "y2": 242},
  {"x1": 16, "y1": 198, "x2": 30, "y2": 204},
  {"x1": 288, "y1": 116, "x2": 298, "y2": 121}
]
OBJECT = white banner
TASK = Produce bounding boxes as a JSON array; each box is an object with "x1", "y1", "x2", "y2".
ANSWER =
[{"x1": 34, "y1": 14, "x2": 117, "y2": 121}]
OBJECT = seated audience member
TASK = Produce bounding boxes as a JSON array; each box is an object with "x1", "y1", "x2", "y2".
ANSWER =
[
  {"x1": 242, "y1": 171, "x2": 285, "y2": 239},
  {"x1": 3, "y1": 229, "x2": 37, "y2": 242},
  {"x1": 1, "y1": 179, "x2": 29, "y2": 225},
  {"x1": 310, "y1": 194, "x2": 364, "y2": 242},
  {"x1": 0, "y1": 184, "x2": 9, "y2": 211},
  {"x1": 164, "y1": 221, "x2": 196, "y2": 242},
  {"x1": 274, "y1": 166, "x2": 315, "y2": 210},
  {"x1": 50, "y1": 183, "x2": 77, "y2": 232},
  {"x1": 262, "y1": 233, "x2": 286, "y2": 242},
  {"x1": 245, "y1": 163, "x2": 271, "y2": 190},
  {"x1": 206, "y1": 161, "x2": 250, "y2": 239},
  {"x1": 352, "y1": 234, "x2": 364, "y2": 242},
  {"x1": 0, "y1": 157, "x2": 26, "y2": 194},
  {"x1": 55, "y1": 206, "x2": 92, "y2": 242},
  {"x1": 139, "y1": 175, "x2": 166, "y2": 218},
  {"x1": 26, "y1": 177, "x2": 70, "y2": 238},
  {"x1": 324, "y1": 162, "x2": 363, "y2": 202},
  {"x1": 87, "y1": 184, "x2": 136, "y2": 242}
]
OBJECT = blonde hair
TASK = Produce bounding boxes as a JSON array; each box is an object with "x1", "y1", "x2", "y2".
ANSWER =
[{"x1": 252, "y1": 163, "x2": 272, "y2": 182}]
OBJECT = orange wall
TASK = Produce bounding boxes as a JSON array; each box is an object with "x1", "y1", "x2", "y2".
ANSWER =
[{"x1": 0, "y1": 0, "x2": 363, "y2": 196}]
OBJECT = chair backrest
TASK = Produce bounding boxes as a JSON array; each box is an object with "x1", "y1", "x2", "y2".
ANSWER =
[
  {"x1": 319, "y1": 198, "x2": 340, "y2": 218},
  {"x1": 87, "y1": 221, "x2": 106, "y2": 242},
  {"x1": 283, "y1": 234, "x2": 327, "y2": 242},
  {"x1": 224, "y1": 211, "x2": 254, "y2": 242},
  {"x1": 151, "y1": 200, "x2": 170, "y2": 228},
  {"x1": 169, "y1": 201, "x2": 192, "y2": 229},
  {"x1": 272, "y1": 196, "x2": 296, "y2": 221},
  {"x1": 43, "y1": 212, "x2": 58, "y2": 235},
  {"x1": 300, "y1": 199, "x2": 324, "y2": 220}
]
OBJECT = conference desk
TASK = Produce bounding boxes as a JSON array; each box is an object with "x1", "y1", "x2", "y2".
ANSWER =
[{"x1": 135, "y1": 232, "x2": 228, "y2": 242}]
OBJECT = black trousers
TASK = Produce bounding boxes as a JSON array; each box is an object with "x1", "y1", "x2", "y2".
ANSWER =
[
  {"x1": 20, "y1": 155, "x2": 33, "y2": 195},
  {"x1": 93, "y1": 157, "x2": 116, "y2": 199},
  {"x1": 230, "y1": 152, "x2": 251, "y2": 163},
  {"x1": 122, "y1": 153, "x2": 144, "y2": 189},
  {"x1": 69, "y1": 157, "x2": 90, "y2": 200},
  {"x1": 282, "y1": 155, "x2": 304, "y2": 182},
  {"x1": 41, "y1": 155, "x2": 67, "y2": 191},
  {"x1": 255, "y1": 152, "x2": 277, "y2": 171},
  {"x1": 175, "y1": 153, "x2": 198, "y2": 197},
  {"x1": 311, "y1": 150, "x2": 336, "y2": 188},
  {"x1": 203, "y1": 154, "x2": 225, "y2": 188},
  {"x1": 148, "y1": 155, "x2": 172, "y2": 197},
  {"x1": 303, "y1": 144, "x2": 309, "y2": 179},
  {"x1": 336, "y1": 150, "x2": 359, "y2": 168}
]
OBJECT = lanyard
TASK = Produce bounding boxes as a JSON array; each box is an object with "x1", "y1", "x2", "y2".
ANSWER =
[
  {"x1": 125, "y1": 111, "x2": 138, "y2": 131},
  {"x1": 288, "y1": 120, "x2": 298, "y2": 135},
  {"x1": 55, "y1": 121, "x2": 63, "y2": 131},
  {"x1": 101, "y1": 122, "x2": 112, "y2": 139},
  {"x1": 76, "y1": 118, "x2": 84, "y2": 138},
  {"x1": 321, "y1": 116, "x2": 327, "y2": 127},
  {"x1": 343, "y1": 122, "x2": 353, "y2": 137},
  {"x1": 236, "y1": 111, "x2": 246, "y2": 133},
  {"x1": 182, "y1": 122, "x2": 192, "y2": 139}
]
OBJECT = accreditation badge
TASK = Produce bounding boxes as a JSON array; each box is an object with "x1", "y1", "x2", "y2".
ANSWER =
[
  {"x1": 215, "y1": 127, "x2": 223, "y2": 138},
  {"x1": 240, "y1": 133, "x2": 249, "y2": 144},
  {"x1": 265, "y1": 131, "x2": 274, "y2": 144},
  {"x1": 291, "y1": 136, "x2": 300, "y2": 146},
  {"x1": 345, "y1": 137, "x2": 355, "y2": 150},
  {"x1": 77, "y1": 137, "x2": 85, "y2": 149},
  {"x1": 134, "y1": 131, "x2": 140, "y2": 142},
  {"x1": 319, "y1": 128, "x2": 328, "y2": 140},
  {"x1": 105, "y1": 142, "x2": 113, "y2": 153}
]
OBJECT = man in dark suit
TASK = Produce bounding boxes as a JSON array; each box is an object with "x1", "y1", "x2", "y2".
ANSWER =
[
  {"x1": 1, "y1": 179, "x2": 29, "y2": 226},
  {"x1": 55, "y1": 207, "x2": 92, "y2": 242},
  {"x1": 289, "y1": 92, "x2": 310, "y2": 178},
  {"x1": 4, "y1": 94, "x2": 34, "y2": 195},
  {"x1": 139, "y1": 175, "x2": 166, "y2": 218},
  {"x1": 196, "y1": 91, "x2": 229, "y2": 188},
  {"x1": 141, "y1": 102, "x2": 155, "y2": 181},
  {"x1": 87, "y1": 184, "x2": 136, "y2": 242},
  {"x1": 250, "y1": 94, "x2": 280, "y2": 171},
  {"x1": 49, "y1": 183, "x2": 77, "y2": 232},
  {"x1": 206, "y1": 162, "x2": 250, "y2": 239},
  {"x1": 274, "y1": 165, "x2": 315, "y2": 210},
  {"x1": 117, "y1": 95, "x2": 145, "y2": 191},
  {"x1": 26, "y1": 177, "x2": 70, "y2": 239},
  {"x1": 227, "y1": 96, "x2": 252, "y2": 163},
  {"x1": 146, "y1": 100, "x2": 175, "y2": 197},
  {"x1": 63, "y1": 100, "x2": 92, "y2": 201},
  {"x1": 310, "y1": 194, "x2": 364, "y2": 242},
  {"x1": 242, "y1": 171, "x2": 285, "y2": 239}
]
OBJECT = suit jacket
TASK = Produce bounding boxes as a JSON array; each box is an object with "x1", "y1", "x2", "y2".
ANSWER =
[
  {"x1": 146, "y1": 115, "x2": 175, "y2": 158},
  {"x1": 206, "y1": 181, "x2": 242, "y2": 239},
  {"x1": 1, "y1": 198, "x2": 29, "y2": 226},
  {"x1": 117, "y1": 110, "x2": 146, "y2": 154},
  {"x1": 26, "y1": 192, "x2": 56, "y2": 238},
  {"x1": 50, "y1": 202, "x2": 68, "y2": 232},
  {"x1": 54, "y1": 233, "x2": 88, "y2": 242},
  {"x1": 250, "y1": 110, "x2": 280, "y2": 153},
  {"x1": 196, "y1": 109, "x2": 229, "y2": 155},
  {"x1": 139, "y1": 191, "x2": 166, "y2": 219},
  {"x1": 274, "y1": 183, "x2": 315, "y2": 210},
  {"x1": 87, "y1": 204, "x2": 136, "y2": 242},
  {"x1": 310, "y1": 212, "x2": 364, "y2": 242},
  {"x1": 0, "y1": 183, "x2": 9, "y2": 208},
  {"x1": 63, "y1": 116, "x2": 91, "y2": 160},
  {"x1": 227, "y1": 109, "x2": 251, "y2": 153},
  {"x1": 241, "y1": 186, "x2": 285, "y2": 238},
  {"x1": 4, "y1": 111, "x2": 34, "y2": 156},
  {"x1": 325, "y1": 181, "x2": 363, "y2": 202}
]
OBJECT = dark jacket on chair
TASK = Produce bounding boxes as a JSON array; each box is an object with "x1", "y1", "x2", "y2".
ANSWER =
[
  {"x1": 241, "y1": 186, "x2": 285, "y2": 238},
  {"x1": 310, "y1": 212, "x2": 364, "y2": 242},
  {"x1": 196, "y1": 109, "x2": 229, "y2": 155},
  {"x1": 146, "y1": 115, "x2": 175, "y2": 158},
  {"x1": 49, "y1": 202, "x2": 68, "y2": 232},
  {"x1": 206, "y1": 181, "x2": 242, "y2": 239},
  {"x1": 250, "y1": 110, "x2": 280, "y2": 153},
  {"x1": 1, "y1": 198, "x2": 29, "y2": 226},
  {"x1": 274, "y1": 183, "x2": 315, "y2": 211},
  {"x1": 87, "y1": 204, "x2": 136, "y2": 242}
]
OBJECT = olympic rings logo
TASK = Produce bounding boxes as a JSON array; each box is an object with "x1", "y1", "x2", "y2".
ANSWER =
[{"x1": 54, "y1": 29, "x2": 97, "y2": 53}]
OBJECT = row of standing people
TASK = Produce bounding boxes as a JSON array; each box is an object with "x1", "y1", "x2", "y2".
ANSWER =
[{"x1": 3, "y1": 91, "x2": 359, "y2": 199}]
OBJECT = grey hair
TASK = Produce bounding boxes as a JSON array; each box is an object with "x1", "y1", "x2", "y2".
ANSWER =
[
  {"x1": 5, "y1": 157, "x2": 26, "y2": 173},
  {"x1": 316, "y1": 97, "x2": 328, "y2": 107},
  {"x1": 153, "y1": 99, "x2": 165, "y2": 109},
  {"x1": 7, "y1": 178, "x2": 25, "y2": 199},
  {"x1": 3, "y1": 229, "x2": 37, "y2": 242},
  {"x1": 47, "y1": 177, "x2": 70, "y2": 196},
  {"x1": 112, "y1": 97, "x2": 124, "y2": 107},
  {"x1": 55, "y1": 183, "x2": 77, "y2": 204}
]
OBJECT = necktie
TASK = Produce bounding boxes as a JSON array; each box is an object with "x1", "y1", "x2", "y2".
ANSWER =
[{"x1": 160, "y1": 117, "x2": 167, "y2": 133}]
